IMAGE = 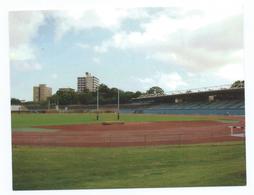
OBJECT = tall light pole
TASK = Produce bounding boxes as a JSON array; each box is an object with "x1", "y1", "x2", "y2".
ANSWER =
[
  {"x1": 56, "y1": 95, "x2": 59, "y2": 111},
  {"x1": 48, "y1": 99, "x2": 50, "y2": 110},
  {"x1": 117, "y1": 88, "x2": 120, "y2": 120},
  {"x1": 96, "y1": 86, "x2": 99, "y2": 120}
]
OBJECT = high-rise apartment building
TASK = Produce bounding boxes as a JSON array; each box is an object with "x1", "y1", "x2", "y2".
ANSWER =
[
  {"x1": 77, "y1": 72, "x2": 99, "y2": 92},
  {"x1": 33, "y1": 84, "x2": 52, "y2": 102}
]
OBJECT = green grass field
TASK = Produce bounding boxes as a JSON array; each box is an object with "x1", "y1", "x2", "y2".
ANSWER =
[
  {"x1": 13, "y1": 142, "x2": 246, "y2": 190},
  {"x1": 12, "y1": 113, "x2": 237, "y2": 128},
  {"x1": 11, "y1": 113, "x2": 246, "y2": 190}
]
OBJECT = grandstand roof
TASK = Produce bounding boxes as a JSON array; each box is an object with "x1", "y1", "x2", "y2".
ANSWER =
[{"x1": 132, "y1": 85, "x2": 244, "y2": 102}]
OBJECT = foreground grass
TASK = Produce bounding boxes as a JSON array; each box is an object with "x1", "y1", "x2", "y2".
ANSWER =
[
  {"x1": 12, "y1": 141, "x2": 246, "y2": 190},
  {"x1": 12, "y1": 113, "x2": 233, "y2": 128}
]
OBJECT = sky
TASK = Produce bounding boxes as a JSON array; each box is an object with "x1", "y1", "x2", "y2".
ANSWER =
[{"x1": 9, "y1": 6, "x2": 244, "y2": 101}]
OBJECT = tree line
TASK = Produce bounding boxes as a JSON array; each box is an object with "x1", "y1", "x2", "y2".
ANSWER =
[
  {"x1": 11, "y1": 80, "x2": 243, "y2": 106},
  {"x1": 47, "y1": 84, "x2": 143, "y2": 106},
  {"x1": 11, "y1": 84, "x2": 164, "y2": 106}
]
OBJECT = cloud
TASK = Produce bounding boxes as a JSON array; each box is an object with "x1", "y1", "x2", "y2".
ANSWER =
[
  {"x1": 50, "y1": 9, "x2": 130, "y2": 40},
  {"x1": 9, "y1": 11, "x2": 45, "y2": 49},
  {"x1": 137, "y1": 72, "x2": 188, "y2": 91},
  {"x1": 160, "y1": 15, "x2": 243, "y2": 72},
  {"x1": 9, "y1": 11, "x2": 45, "y2": 71},
  {"x1": 93, "y1": 9, "x2": 243, "y2": 78},
  {"x1": 9, "y1": 44, "x2": 36, "y2": 61},
  {"x1": 216, "y1": 63, "x2": 244, "y2": 81},
  {"x1": 11, "y1": 60, "x2": 42, "y2": 71},
  {"x1": 92, "y1": 8, "x2": 211, "y2": 52},
  {"x1": 9, "y1": 8, "x2": 243, "y2": 81},
  {"x1": 189, "y1": 15, "x2": 243, "y2": 51},
  {"x1": 187, "y1": 72, "x2": 195, "y2": 77}
]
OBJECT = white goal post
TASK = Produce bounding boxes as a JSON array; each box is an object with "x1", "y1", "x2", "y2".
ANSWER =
[{"x1": 228, "y1": 126, "x2": 245, "y2": 137}]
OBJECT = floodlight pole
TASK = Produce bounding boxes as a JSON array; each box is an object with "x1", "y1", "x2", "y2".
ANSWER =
[
  {"x1": 57, "y1": 95, "x2": 59, "y2": 111},
  {"x1": 57, "y1": 95, "x2": 59, "y2": 105},
  {"x1": 96, "y1": 87, "x2": 99, "y2": 120},
  {"x1": 117, "y1": 88, "x2": 120, "y2": 120},
  {"x1": 48, "y1": 99, "x2": 50, "y2": 110}
]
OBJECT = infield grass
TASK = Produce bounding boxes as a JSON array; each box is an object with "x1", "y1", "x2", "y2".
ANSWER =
[
  {"x1": 12, "y1": 113, "x2": 237, "y2": 128},
  {"x1": 12, "y1": 141, "x2": 246, "y2": 190}
]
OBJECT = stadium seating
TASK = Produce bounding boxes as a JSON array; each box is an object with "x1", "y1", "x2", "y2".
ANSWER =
[{"x1": 120, "y1": 100, "x2": 245, "y2": 115}]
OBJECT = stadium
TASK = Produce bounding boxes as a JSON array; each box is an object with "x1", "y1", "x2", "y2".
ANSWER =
[
  {"x1": 124, "y1": 84, "x2": 244, "y2": 115},
  {"x1": 8, "y1": 4, "x2": 247, "y2": 190},
  {"x1": 11, "y1": 81, "x2": 246, "y2": 189}
]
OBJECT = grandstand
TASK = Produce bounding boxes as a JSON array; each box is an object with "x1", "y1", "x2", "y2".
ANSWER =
[
  {"x1": 19, "y1": 83, "x2": 245, "y2": 116},
  {"x1": 122, "y1": 84, "x2": 245, "y2": 115}
]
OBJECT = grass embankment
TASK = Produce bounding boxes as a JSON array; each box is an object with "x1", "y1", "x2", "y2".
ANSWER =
[
  {"x1": 11, "y1": 113, "x2": 235, "y2": 128},
  {"x1": 13, "y1": 142, "x2": 246, "y2": 190}
]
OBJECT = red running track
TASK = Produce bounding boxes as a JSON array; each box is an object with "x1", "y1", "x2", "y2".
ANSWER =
[{"x1": 12, "y1": 119, "x2": 245, "y2": 147}]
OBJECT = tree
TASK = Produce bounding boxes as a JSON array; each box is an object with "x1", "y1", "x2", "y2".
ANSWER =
[
  {"x1": 99, "y1": 84, "x2": 110, "y2": 94},
  {"x1": 109, "y1": 87, "x2": 118, "y2": 97},
  {"x1": 77, "y1": 92, "x2": 96, "y2": 104},
  {"x1": 55, "y1": 90, "x2": 78, "y2": 105},
  {"x1": 120, "y1": 91, "x2": 136, "y2": 103},
  {"x1": 97, "y1": 84, "x2": 121, "y2": 104},
  {"x1": 47, "y1": 84, "x2": 150, "y2": 106},
  {"x1": 146, "y1": 86, "x2": 164, "y2": 95},
  {"x1": 48, "y1": 94, "x2": 58, "y2": 105},
  {"x1": 231, "y1": 80, "x2": 244, "y2": 88},
  {"x1": 134, "y1": 91, "x2": 142, "y2": 98},
  {"x1": 11, "y1": 98, "x2": 21, "y2": 105}
]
